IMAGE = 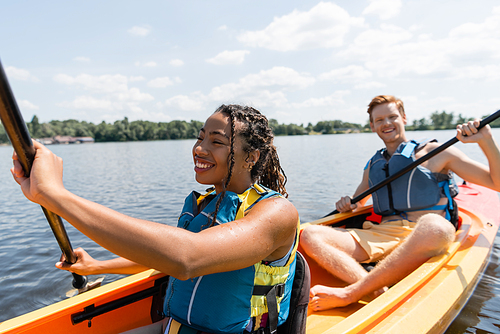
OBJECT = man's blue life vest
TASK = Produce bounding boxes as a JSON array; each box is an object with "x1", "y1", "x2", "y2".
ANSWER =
[
  {"x1": 367, "y1": 139, "x2": 458, "y2": 219},
  {"x1": 163, "y1": 184, "x2": 300, "y2": 334}
]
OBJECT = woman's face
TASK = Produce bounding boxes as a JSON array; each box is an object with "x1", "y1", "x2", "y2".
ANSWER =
[{"x1": 192, "y1": 112, "x2": 255, "y2": 194}]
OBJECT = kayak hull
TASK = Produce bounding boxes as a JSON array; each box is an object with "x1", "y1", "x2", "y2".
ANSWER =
[
  {"x1": 303, "y1": 183, "x2": 500, "y2": 334},
  {"x1": 0, "y1": 183, "x2": 498, "y2": 334}
]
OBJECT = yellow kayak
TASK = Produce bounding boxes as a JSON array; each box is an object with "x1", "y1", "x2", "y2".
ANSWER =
[
  {"x1": 303, "y1": 182, "x2": 500, "y2": 334},
  {"x1": 0, "y1": 182, "x2": 498, "y2": 334}
]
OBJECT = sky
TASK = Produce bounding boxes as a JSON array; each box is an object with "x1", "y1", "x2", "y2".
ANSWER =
[{"x1": 1, "y1": 0, "x2": 500, "y2": 126}]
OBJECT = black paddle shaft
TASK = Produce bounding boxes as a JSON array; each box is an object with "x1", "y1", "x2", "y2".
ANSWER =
[
  {"x1": 0, "y1": 59, "x2": 87, "y2": 289},
  {"x1": 324, "y1": 108, "x2": 500, "y2": 218}
]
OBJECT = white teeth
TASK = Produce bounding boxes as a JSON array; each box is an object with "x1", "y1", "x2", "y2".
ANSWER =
[{"x1": 196, "y1": 162, "x2": 213, "y2": 169}]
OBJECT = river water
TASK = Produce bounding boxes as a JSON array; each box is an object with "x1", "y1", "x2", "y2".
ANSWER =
[{"x1": 0, "y1": 129, "x2": 499, "y2": 333}]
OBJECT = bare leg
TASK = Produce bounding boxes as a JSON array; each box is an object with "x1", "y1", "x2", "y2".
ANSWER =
[
  {"x1": 300, "y1": 224, "x2": 370, "y2": 284},
  {"x1": 308, "y1": 214, "x2": 455, "y2": 311}
]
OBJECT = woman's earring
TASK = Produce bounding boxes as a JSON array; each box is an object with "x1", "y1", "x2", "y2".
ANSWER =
[{"x1": 248, "y1": 162, "x2": 254, "y2": 171}]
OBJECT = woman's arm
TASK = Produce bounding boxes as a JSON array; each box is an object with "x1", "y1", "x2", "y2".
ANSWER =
[
  {"x1": 12, "y1": 141, "x2": 298, "y2": 280},
  {"x1": 55, "y1": 248, "x2": 150, "y2": 276}
]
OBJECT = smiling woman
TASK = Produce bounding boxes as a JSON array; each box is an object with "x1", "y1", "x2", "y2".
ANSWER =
[{"x1": 10, "y1": 104, "x2": 301, "y2": 334}]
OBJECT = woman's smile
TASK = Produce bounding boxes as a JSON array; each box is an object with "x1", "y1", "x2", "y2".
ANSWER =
[{"x1": 194, "y1": 158, "x2": 215, "y2": 172}]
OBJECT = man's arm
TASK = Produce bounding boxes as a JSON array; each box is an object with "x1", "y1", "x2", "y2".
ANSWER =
[
  {"x1": 336, "y1": 167, "x2": 371, "y2": 213},
  {"x1": 443, "y1": 121, "x2": 500, "y2": 191}
]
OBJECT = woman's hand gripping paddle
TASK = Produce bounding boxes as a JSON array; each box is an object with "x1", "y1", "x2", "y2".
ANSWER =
[{"x1": 0, "y1": 58, "x2": 103, "y2": 294}]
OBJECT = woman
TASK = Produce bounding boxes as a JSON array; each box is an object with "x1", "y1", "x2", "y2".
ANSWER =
[{"x1": 11, "y1": 105, "x2": 300, "y2": 334}]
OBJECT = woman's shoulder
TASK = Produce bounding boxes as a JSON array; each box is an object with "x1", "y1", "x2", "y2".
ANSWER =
[{"x1": 251, "y1": 195, "x2": 298, "y2": 224}]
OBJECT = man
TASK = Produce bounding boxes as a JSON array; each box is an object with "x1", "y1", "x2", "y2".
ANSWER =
[{"x1": 300, "y1": 95, "x2": 500, "y2": 311}]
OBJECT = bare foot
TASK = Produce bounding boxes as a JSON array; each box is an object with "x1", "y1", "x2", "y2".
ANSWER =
[{"x1": 309, "y1": 285, "x2": 355, "y2": 311}]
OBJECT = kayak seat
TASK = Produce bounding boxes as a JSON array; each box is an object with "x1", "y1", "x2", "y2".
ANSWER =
[{"x1": 277, "y1": 251, "x2": 310, "y2": 334}]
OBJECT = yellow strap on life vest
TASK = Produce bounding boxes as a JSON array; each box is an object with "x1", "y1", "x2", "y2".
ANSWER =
[{"x1": 250, "y1": 221, "x2": 300, "y2": 318}]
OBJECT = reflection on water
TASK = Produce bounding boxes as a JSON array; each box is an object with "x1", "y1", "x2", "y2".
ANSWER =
[{"x1": 0, "y1": 130, "x2": 499, "y2": 332}]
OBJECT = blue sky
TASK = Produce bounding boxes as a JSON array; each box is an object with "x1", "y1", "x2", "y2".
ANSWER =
[{"x1": 1, "y1": 0, "x2": 499, "y2": 126}]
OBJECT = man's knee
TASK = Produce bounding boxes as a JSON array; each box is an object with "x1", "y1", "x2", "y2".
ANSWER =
[
  {"x1": 300, "y1": 225, "x2": 327, "y2": 248},
  {"x1": 411, "y1": 214, "x2": 456, "y2": 256}
]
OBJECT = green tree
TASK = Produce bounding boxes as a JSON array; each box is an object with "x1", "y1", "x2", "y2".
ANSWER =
[
  {"x1": 305, "y1": 122, "x2": 313, "y2": 133},
  {"x1": 0, "y1": 122, "x2": 8, "y2": 144},
  {"x1": 430, "y1": 111, "x2": 455, "y2": 129},
  {"x1": 30, "y1": 115, "x2": 41, "y2": 138},
  {"x1": 412, "y1": 118, "x2": 431, "y2": 130},
  {"x1": 456, "y1": 114, "x2": 473, "y2": 125}
]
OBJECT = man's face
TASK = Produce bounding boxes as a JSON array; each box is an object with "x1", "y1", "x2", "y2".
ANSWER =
[{"x1": 370, "y1": 102, "x2": 407, "y2": 144}]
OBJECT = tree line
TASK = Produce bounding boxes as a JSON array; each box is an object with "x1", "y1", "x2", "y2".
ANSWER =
[{"x1": 0, "y1": 110, "x2": 497, "y2": 145}]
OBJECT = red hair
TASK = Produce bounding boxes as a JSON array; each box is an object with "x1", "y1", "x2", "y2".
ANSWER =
[{"x1": 367, "y1": 95, "x2": 405, "y2": 122}]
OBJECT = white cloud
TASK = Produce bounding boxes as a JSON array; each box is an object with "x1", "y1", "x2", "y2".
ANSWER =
[
  {"x1": 139, "y1": 109, "x2": 173, "y2": 122},
  {"x1": 362, "y1": 0, "x2": 402, "y2": 20},
  {"x1": 447, "y1": 7, "x2": 500, "y2": 61},
  {"x1": 242, "y1": 66, "x2": 315, "y2": 89},
  {"x1": 115, "y1": 88, "x2": 154, "y2": 102},
  {"x1": 73, "y1": 56, "x2": 90, "y2": 62},
  {"x1": 218, "y1": 25, "x2": 227, "y2": 31},
  {"x1": 319, "y1": 65, "x2": 373, "y2": 82},
  {"x1": 237, "y1": 2, "x2": 365, "y2": 51},
  {"x1": 18, "y1": 100, "x2": 39, "y2": 110},
  {"x1": 337, "y1": 25, "x2": 449, "y2": 77},
  {"x1": 239, "y1": 90, "x2": 289, "y2": 108},
  {"x1": 318, "y1": 66, "x2": 384, "y2": 90},
  {"x1": 129, "y1": 76, "x2": 146, "y2": 82},
  {"x1": 164, "y1": 94, "x2": 206, "y2": 111},
  {"x1": 409, "y1": 24, "x2": 422, "y2": 32},
  {"x1": 290, "y1": 90, "x2": 350, "y2": 108},
  {"x1": 449, "y1": 7, "x2": 500, "y2": 39},
  {"x1": 54, "y1": 73, "x2": 129, "y2": 93},
  {"x1": 128, "y1": 25, "x2": 152, "y2": 37},
  {"x1": 451, "y1": 65, "x2": 500, "y2": 81},
  {"x1": 148, "y1": 77, "x2": 175, "y2": 88},
  {"x1": 58, "y1": 91, "x2": 154, "y2": 111},
  {"x1": 206, "y1": 50, "x2": 250, "y2": 65},
  {"x1": 170, "y1": 59, "x2": 184, "y2": 67},
  {"x1": 5, "y1": 66, "x2": 40, "y2": 82},
  {"x1": 353, "y1": 23, "x2": 413, "y2": 47},
  {"x1": 54, "y1": 73, "x2": 154, "y2": 113},
  {"x1": 58, "y1": 96, "x2": 116, "y2": 110},
  {"x1": 160, "y1": 66, "x2": 315, "y2": 113},
  {"x1": 135, "y1": 61, "x2": 157, "y2": 67},
  {"x1": 335, "y1": 8, "x2": 500, "y2": 82},
  {"x1": 354, "y1": 81, "x2": 386, "y2": 89},
  {"x1": 208, "y1": 66, "x2": 315, "y2": 101}
]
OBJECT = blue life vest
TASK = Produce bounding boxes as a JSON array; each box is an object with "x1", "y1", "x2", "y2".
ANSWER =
[
  {"x1": 368, "y1": 139, "x2": 458, "y2": 219},
  {"x1": 163, "y1": 184, "x2": 299, "y2": 334}
]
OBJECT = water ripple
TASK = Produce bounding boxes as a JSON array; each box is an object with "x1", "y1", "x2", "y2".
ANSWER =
[{"x1": 1, "y1": 133, "x2": 500, "y2": 332}]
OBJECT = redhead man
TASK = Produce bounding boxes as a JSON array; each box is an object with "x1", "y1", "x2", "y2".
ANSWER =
[{"x1": 300, "y1": 95, "x2": 500, "y2": 310}]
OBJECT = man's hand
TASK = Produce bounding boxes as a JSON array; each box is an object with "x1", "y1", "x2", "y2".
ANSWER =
[{"x1": 336, "y1": 196, "x2": 358, "y2": 213}]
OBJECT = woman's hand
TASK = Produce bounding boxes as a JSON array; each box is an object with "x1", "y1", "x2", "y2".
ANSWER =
[
  {"x1": 56, "y1": 248, "x2": 152, "y2": 276},
  {"x1": 56, "y1": 248, "x2": 100, "y2": 276},
  {"x1": 11, "y1": 140, "x2": 66, "y2": 206},
  {"x1": 336, "y1": 196, "x2": 357, "y2": 213}
]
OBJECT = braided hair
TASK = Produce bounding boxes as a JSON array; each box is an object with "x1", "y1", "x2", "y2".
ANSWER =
[{"x1": 209, "y1": 104, "x2": 288, "y2": 226}]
